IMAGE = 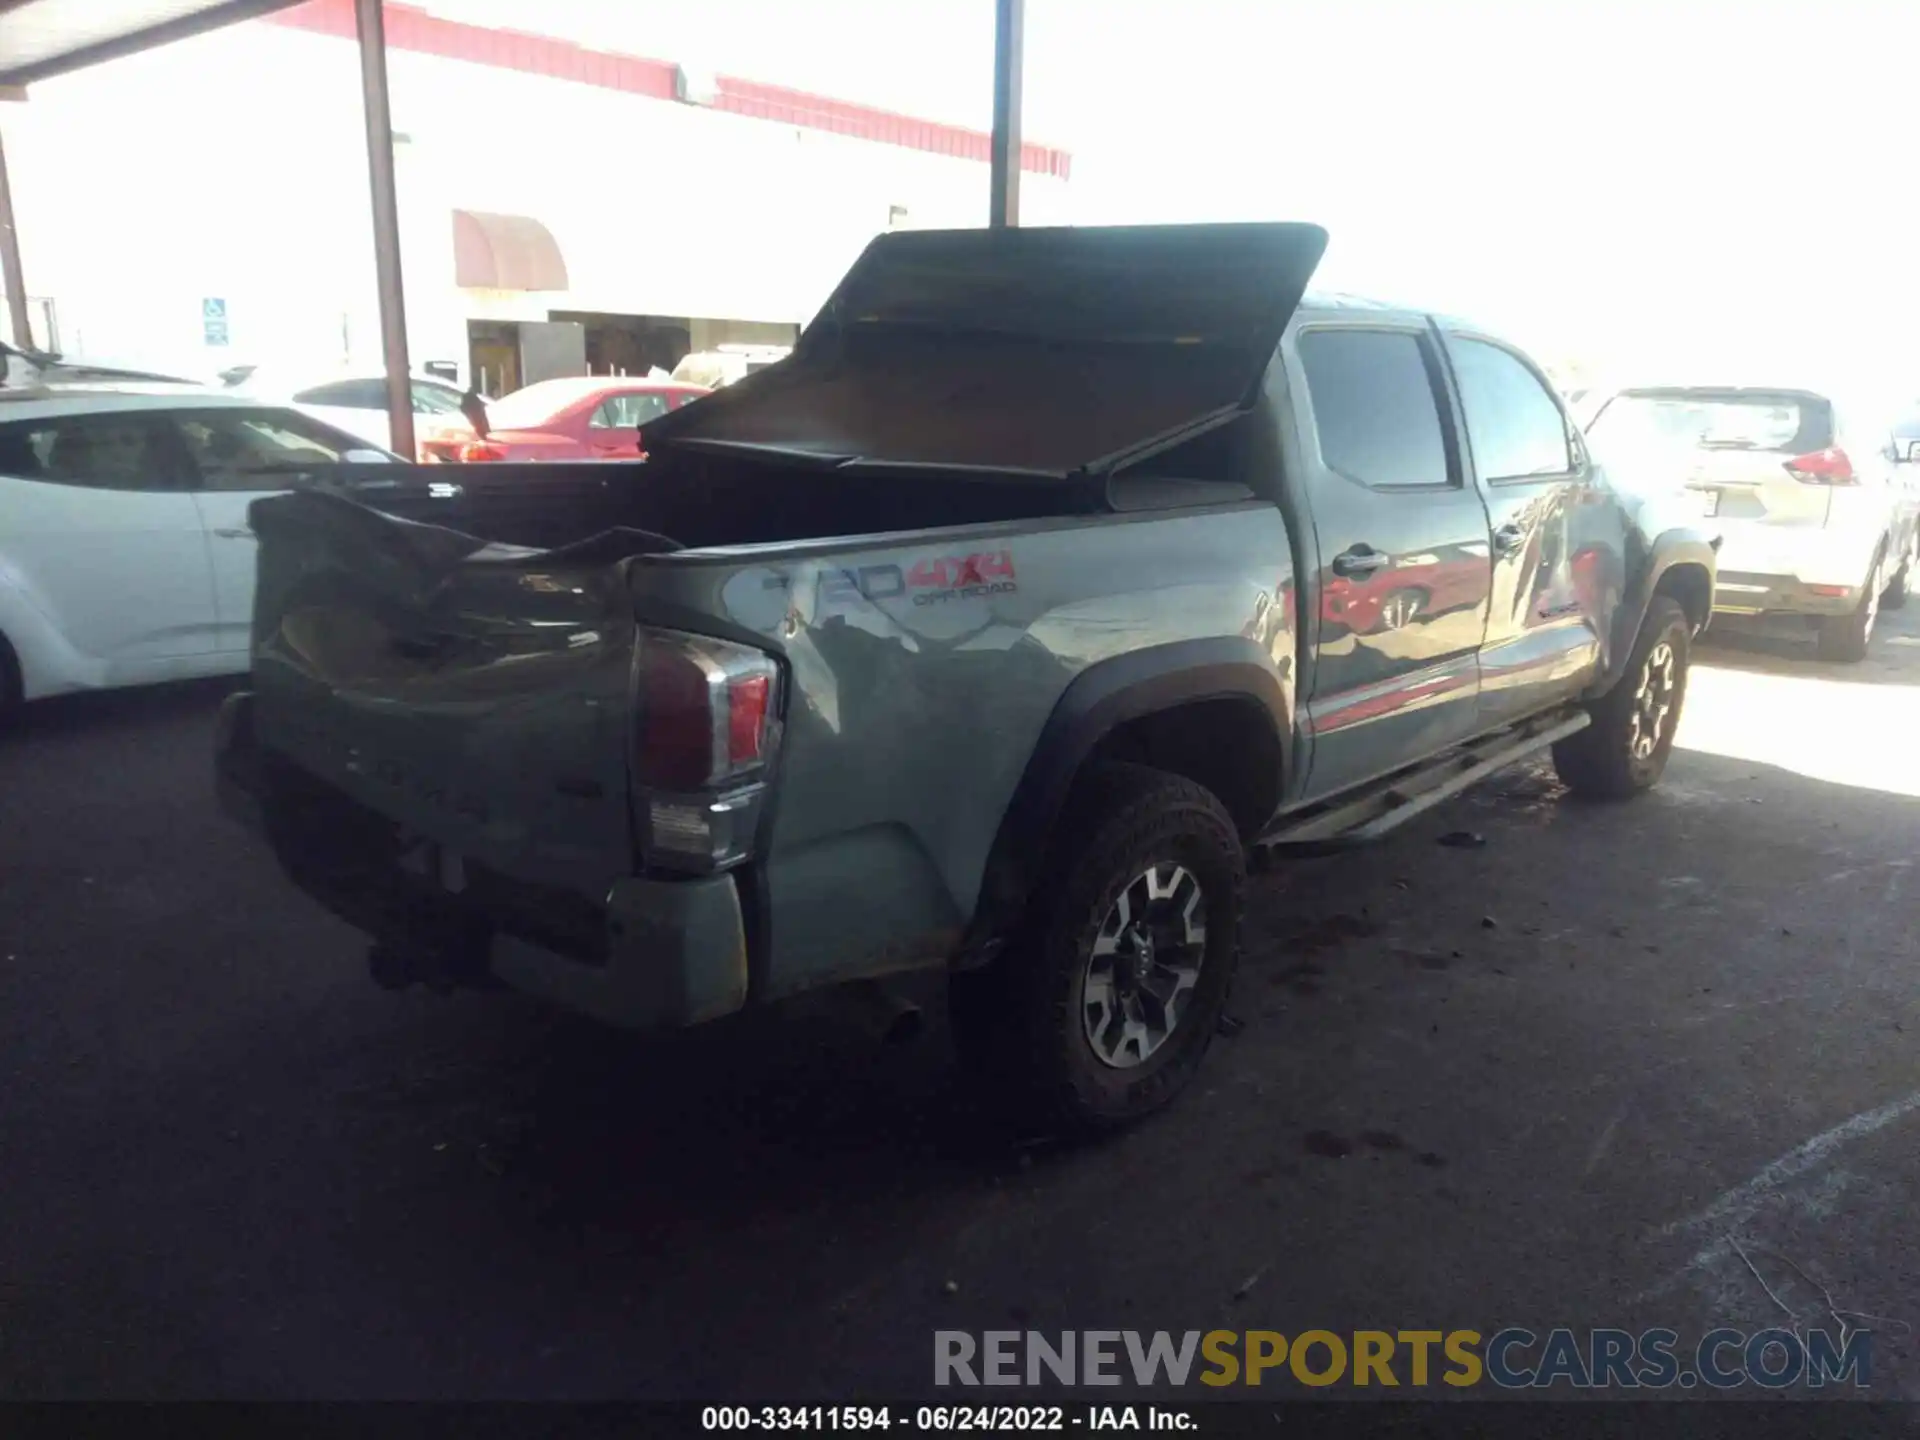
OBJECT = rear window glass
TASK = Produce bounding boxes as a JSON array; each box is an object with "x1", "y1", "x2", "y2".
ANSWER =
[
  {"x1": 1298, "y1": 329, "x2": 1451, "y2": 488},
  {"x1": 589, "y1": 392, "x2": 674, "y2": 428},
  {"x1": 1588, "y1": 391, "x2": 1832, "y2": 455}
]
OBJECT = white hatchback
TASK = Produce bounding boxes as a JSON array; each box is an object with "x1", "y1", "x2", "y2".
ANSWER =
[{"x1": 0, "y1": 384, "x2": 397, "y2": 719}]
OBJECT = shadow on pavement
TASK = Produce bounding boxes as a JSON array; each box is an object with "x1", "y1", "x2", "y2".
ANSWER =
[
  {"x1": 6, "y1": 675, "x2": 241, "y2": 742},
  {"x1": 1697, "y1": 606, "x2": 1920, "y2": 687},
  {"x1": 4, "y1": 674, "x2": 1920, "y2": 1400}
]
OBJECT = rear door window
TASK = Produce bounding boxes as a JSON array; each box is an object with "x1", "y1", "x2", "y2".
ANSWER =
[
  {"x1": 1448, "y1": 339, "x2": 1574, "y2": 481},
  {"x1": 1298, "y1": 328, "x2": 1453, "y2": 489},
  {"x1": 0, "y1": 414, "x2": 187, "y2": 491}
]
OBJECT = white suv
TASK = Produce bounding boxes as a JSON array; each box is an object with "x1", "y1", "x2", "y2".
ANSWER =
[
  {"x1": 0, "y1": 384, "x2": 396, "y2": 720},
  {"x1": 1585, "y1": 385, "x2": 1920, "y2": 661}
]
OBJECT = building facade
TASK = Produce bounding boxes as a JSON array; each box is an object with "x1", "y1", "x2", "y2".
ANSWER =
[{"x1": 4, "y1": 0, "x2": 1073, "y2": 390}]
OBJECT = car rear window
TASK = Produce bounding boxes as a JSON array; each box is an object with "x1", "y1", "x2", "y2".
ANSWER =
[
  {"x1": 1587, "y1": 390, "x2": 1833, "y2": 455},
  {"x1": 481, "y1": 381, "x2": 587, "y2": 431}
]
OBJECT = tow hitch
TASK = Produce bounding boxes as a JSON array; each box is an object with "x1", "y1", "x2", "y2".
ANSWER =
[{"x1": 367, "y1": 940, "x2": 497, "y2": 995}]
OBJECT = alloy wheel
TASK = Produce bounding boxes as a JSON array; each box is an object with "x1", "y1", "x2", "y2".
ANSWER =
[
  {"x1": 1082, "y1": 863, "x2": 1207, "y2": 1069},
  {"x1": 1628, "y1": 640, "x2": 1677, "y2": 761}
]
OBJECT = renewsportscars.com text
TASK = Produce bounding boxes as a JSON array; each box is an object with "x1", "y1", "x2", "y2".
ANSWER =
[{"x1": 934, "y1": 1327, "x2": 1873, "y2": 1390}]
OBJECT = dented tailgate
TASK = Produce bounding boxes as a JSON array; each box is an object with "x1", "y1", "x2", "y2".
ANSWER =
[{"x1": 247, "y1": 490, "x2": 646, "y2": 905}]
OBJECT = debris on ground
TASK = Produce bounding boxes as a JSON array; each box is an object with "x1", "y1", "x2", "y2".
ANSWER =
[
  {"x1": 1481, "y1": 915, "x2": 1499, "y2": 929},
  {"x1": 1437, "y1": 831, "x2": 1487, "y2": 849},
  {"x1": 1232, "y1": 1264, "x2": 1271, "y2": 1300},
  {"x1": 1216, "y1": 1013, "x2": 1246, "y2": 1038}
]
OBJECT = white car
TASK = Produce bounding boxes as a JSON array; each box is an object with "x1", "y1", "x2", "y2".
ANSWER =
[
  {"x1": 0, "y1": 384, "x2": 397, "y2": 720},
  {"x1": 226, "y1": 367, "x2": 476, "y2": 457},
  {"x1": 668, "y1": 345, "x2": 791, "y2": 389},
  {"x1": 1585, "y1": 384, "x2": 1920, "y2": 661}
]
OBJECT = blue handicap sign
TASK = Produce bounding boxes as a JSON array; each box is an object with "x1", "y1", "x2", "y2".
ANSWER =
[{"x1": 202, "y1": 297, "x2": 229, "y2": 346}]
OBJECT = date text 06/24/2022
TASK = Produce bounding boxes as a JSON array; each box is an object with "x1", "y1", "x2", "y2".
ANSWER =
[{"x1": 703, "y1": 1405, "x2": 1193, "y2": 1431}]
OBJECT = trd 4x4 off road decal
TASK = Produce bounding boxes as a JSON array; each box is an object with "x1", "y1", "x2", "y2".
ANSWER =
[{"x1": 819, "y1": 550, "x2": 1019, "y2": 611}]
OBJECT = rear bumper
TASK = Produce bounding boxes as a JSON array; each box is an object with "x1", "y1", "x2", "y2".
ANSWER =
[
  {"x1": 1711, "y1": 524, "x2": 1877, "y2": 602},
  {"x1": 215, "y1": 691, "x2": 748, "y2": 1030},
  {"x1": 1711, "y1": 570, "x2": 1862, "y2": 618}
]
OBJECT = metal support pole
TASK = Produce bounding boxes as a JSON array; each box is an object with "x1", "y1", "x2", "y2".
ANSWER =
[
  {"x1": 0, "y1": 110, "x2": 33, "y2": 349},
  {"x1": 354, "y1": 0, "x2": 415, "y2": 459},
  {"x1": 989, "y1": 0, "x2": 1024, "y2": 228}
]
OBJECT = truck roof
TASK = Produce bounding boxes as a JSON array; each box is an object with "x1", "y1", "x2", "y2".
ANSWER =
[{"x1": 1295, "y1": 291, "x2": 1524, "y2": 347}]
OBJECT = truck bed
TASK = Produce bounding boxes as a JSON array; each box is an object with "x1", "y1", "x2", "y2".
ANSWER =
[
  {"x1": 328, "y1": 451, "x2": 1114, "y2": 554},
  {"x1": 239, "y1": 447, "x2": 1291, "y2": 1014}
]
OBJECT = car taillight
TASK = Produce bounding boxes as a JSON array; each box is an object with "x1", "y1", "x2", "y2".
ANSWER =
[
  {"x1": 632, "y1": 629, "x2": 782, "y2": 872},
  {"x1": 1785, "y1": 446, "x2": 1856, "y2": 485},
  {"x1": 458, "y1": 440, "x2": 506, "y2": 462}
]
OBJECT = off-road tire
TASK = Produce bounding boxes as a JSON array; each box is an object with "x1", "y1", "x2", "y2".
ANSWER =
[
  {"x1": 949, "y1": 763, "x2": 1245, "y2": 1135},
  {"x1": 1817, "y1": 568, "x2": 1880, "y2": 663},
  {"x1": 1553, "y1": 596, "x2": 1691, "y2": 799}
]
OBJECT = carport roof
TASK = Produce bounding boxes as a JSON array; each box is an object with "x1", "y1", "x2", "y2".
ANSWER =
[{"x1": 0, "y1": 0, "x2": 306, "y2": 88}]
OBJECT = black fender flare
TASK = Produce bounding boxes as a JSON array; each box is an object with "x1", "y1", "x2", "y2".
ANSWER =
[
  {"x1": 965, "y1": 637, "x2": 1291, "y2": 949},
  {"x1": 1589, "y1": 526, "x2": 1718, "y2": 697}
]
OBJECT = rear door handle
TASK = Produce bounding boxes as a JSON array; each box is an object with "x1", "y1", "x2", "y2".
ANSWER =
[
  {"x1": 1492, "y1": 524, "x2": 1525, "y2": 556},
  {"x1": 1330, "y1": 546, "x2": 1389, "y2": 578}
]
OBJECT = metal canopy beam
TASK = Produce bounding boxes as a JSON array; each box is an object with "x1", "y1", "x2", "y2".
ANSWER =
[
  {"x1": 0, "y1": 0, "x2": 305, "y2": 88},
  {"x1": 0, "y1": 109, "x2": 28, "y2": 348},
  {"x1": 354, "y1": 0, "x2": 414, "y2": 460},
  {"x1": 989, "y1": 0, "x2": 1023, "y2": 228}
]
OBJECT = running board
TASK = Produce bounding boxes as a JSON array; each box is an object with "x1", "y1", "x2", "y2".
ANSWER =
[{"x1": 1254, "y1": 708, "x2": 1590, "y2": 858}]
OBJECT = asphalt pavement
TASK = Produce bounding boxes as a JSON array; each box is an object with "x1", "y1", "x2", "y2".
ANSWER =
[{"x1": 3, "y1": 610, "x2": 1918, "y2": 1400}]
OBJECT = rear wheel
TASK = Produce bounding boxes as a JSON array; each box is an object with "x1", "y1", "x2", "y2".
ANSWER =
[
  {"x1": 949, "y1": 763, "x2": 1245, "y2": 1135},
  {"x1": 1817, "y1": 565, "x2": 1880, "y2": 663},
  {"x1": 1554, "y1": 596, "x2": 1691, "y2": 799}
]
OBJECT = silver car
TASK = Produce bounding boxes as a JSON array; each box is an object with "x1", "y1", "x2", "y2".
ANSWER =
[{"x1": 1584, "y1": 385, "x2": 1920, "y2": 661}]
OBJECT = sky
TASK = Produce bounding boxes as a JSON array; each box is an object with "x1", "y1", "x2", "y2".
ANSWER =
[{"x1": 420, "y1": 0, "x2": 1919, "y2": 409}]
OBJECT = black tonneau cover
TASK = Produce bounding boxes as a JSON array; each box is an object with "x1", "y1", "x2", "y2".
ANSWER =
[{"x1": 641, "y1": 222, "x2": 1328, "y2": 477}]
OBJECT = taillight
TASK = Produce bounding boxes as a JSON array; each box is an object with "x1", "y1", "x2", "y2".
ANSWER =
[
  {"x1": 1785, "y1": 446, "x2": 1856, "y2": 485},
  {"x1": 458, "y1": 440, "x2": 507, "y2": 462},
  {"x1": 633, "y1": 629, "x2": 782, "y2": 872}
]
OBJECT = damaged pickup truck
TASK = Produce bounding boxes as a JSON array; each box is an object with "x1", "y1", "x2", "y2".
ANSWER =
[{"x1": 217, "y1": 223, "x2": 1717, "y2": 1131}]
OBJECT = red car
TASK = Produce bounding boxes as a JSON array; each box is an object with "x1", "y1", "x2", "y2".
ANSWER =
[
  {"x1": 1321, "y1": 550, "x2": 1491, "y2": 635},
  {"x1": 423, "y1": 377, "x2": 711, "y2": 462}
]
